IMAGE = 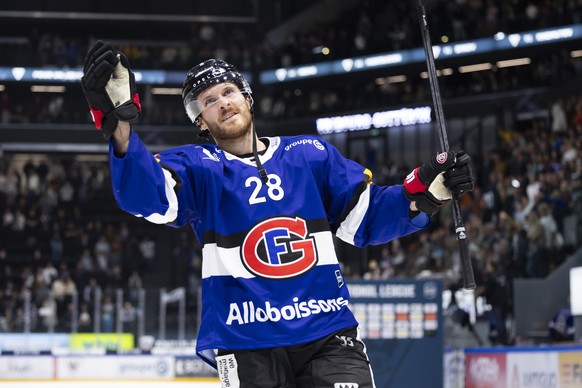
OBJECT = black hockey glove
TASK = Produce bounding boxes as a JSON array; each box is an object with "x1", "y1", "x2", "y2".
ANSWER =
[
  {"x1": 403, "y1": 151, "x2": 456, "y2": 215},
  {"x1": 81, "y1": 40, "x2": 142, "y2": 139},
  {"x1": 443, "y1": 150, "x2": 475, "y2": 197}
]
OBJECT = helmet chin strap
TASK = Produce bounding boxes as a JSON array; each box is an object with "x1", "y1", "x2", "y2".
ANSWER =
[
  {"x1": 249, "y1": 100, "x2": 268, "y2": 183},
  {"x1": 195, "y1": 129, "x2": 211, "y2": 141},
  {"x1": 194, "y1": 95, "x2": 266, "y2": 183}
]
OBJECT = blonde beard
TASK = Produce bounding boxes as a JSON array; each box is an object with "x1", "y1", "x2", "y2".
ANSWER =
[
  {"x1": 211, "y1": 121, "x2": 252, "y2": 141},
  {"x1": 207, "y1": 111, "x2": 253, "y2": 141}
]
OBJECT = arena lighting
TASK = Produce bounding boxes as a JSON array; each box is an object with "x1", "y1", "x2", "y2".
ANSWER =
[
  {"x1": 387, "y1": 75, "x2": 407, "y2": 83},
  {"x1": 496, "y1": 57, "x2": 531, "y2": 68},
  {"x1": 151, "y1": 87, "x2": 182, "y2": 95},
  {"x1": 274, "y1": 65, "x2": 319, "y2": 81},
  {"x1": 571, "y1": 50, "x2": 582, "y2": 58},
  {"x1": 511, "y1": 179, "x2": 521, "y2": 189},
  {"x1": 420, "y1": 68, "x2": 453, "y2": 79},
  {"x1": 315, "y1": 106, "x2": 432, "y2": 134},
  {"x1": 309, "y1": 46, "x2": 331, "y2": 55},
  {"x1": 30, "y1": 85, "x2": 66, "y2": 93},
  {"x1": 458, "y1": 63, "x2": 493, "y2": 73},
  {"x1": 375, "y1": 75, "x2": 407, "y2": 85},
  {"x1": 31, "y1": 69, "x2": 84, "y2": 81}
]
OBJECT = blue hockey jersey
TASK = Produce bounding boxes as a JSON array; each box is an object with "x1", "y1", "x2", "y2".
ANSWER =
[{"x1": 109, "y1": 130, "x2": 429, "y2": 367}]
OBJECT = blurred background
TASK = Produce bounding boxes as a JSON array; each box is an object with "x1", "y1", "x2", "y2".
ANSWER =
[{"x1": 0, "y1": 0, "x2": 581, "y2": 386}]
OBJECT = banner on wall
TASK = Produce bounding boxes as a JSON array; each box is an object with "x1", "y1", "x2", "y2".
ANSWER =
[
  {"x1": 444, "y1": 349, "x2": 465, "y2": 388},
  {"x1": 0, "y1": 356, "x2": 53, "y2": 379},
  {"x1": 347, "y1": 279, "x2": 443, "y2": 388},
  {"x1": 559, "y1": 352, "x2": 582, "y2": 387},
  {"x1": 0, "y1": 333, "x2": 69, "y2": 352},
  {"x1": 465, "y1": 351, "x2": 507, "y2": 388},
  {"x1": 464, "y1": 347, "x2": 582, "y2": 388},
  {"x1": 69, "y1": 333, "x2": 134, "y2": 351},
  {"x1": 507, "y1": 351, "x2": 558, "y2": 387},
  {"x1": 174, "y1": 355, "x2": 217, "y2": 378},
  {"x1": 56, "y1": 355, "x2": 174, "y2": 379}
]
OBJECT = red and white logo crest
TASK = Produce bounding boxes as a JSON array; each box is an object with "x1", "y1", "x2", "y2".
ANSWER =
[
  {"x1": 436, "y1": 152, "x2": 448, "y2": 164},
  {"x1": 241, "y1": 217, "x2": 317, "y2": 279}
]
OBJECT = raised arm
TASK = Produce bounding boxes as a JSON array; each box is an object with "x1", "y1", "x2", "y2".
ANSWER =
[{"x1": 112, "y1": 121, "x2": 131, "y2": 156}]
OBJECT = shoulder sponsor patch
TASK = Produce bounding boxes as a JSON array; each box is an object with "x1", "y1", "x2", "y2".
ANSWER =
[{"x1": 284, "y1": 138, "x2": 326, "y2": 152}]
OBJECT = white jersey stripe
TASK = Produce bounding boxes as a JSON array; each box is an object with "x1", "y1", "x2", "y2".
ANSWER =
[
  {"x1": 356, "y1": 326, "x2": 377, "y2": 388},
  {"x1": 335, "y1": 184, "x2": 371, "y2": 245},
  {"x1": 222, "y1": 136, "x2": 281, "y2": 166},
  {"x1": 136, "y1": 167, "x2": 179, "y2": 224},
  {"x1": 201, "y1": 231, "x2": 340, "y2": 279}
]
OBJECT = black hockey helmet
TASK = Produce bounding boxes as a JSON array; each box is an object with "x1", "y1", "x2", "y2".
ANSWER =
[{"x1": 182, "y1": 59, "x2": 253, "y2": 123}]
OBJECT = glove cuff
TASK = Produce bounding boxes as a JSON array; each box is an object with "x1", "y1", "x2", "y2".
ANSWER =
[
  {"x1": 403, "y1": 188, "x2": 443, "y2": 215},
  {"x1": 403, "y1": 167, "x2": 428, "y2": 194},
  {"x1": 113, "y1": 99, "x2": 142, "y2": 122},
  {"x1": 100, "y1": 114, "x2": 119, "y2": 140}
]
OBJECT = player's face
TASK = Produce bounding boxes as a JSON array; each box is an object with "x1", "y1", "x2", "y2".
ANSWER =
[{"x1": 197, "y1": 83, "x2": 253, "y2": 141}]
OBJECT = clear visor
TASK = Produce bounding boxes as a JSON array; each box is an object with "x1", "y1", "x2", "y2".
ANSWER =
[
  {"x1": 184, "y1": 91, "x2": 203, "y2": 123},
  {"x1": 184, "y1": 88, "x2": 248, "y2": 123}
]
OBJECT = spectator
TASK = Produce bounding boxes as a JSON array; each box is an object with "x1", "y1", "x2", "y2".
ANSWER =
[
  {"x1": 548, "y1": 307, "x2": 575, "y2": 342},
  {"x1": 551, "y1": 100, "x2": 568, "y2": 134},
  {"x1": 78, "y1": 248, "x2": 94, "y2": 272},
  {"x1": 39, "y1": 296, "x2": 58, "y2": 331},
  {"x1": 127, "y1": 270, "x2": 143, "y2": 304},
  {"x1": 509, "y1": 219, "x2": 529, "y2": 279},
  {"x1": 538, "y1": 202, "x2": 564, "y2": 270},
  {"x1": 94, "y1": 235, "x2": 110, "y2": 271},
  {"x1": 82, "y1": 277, "x2": 101, "y2": 309},
  {"x1": 477, "y1": 260, "x2": 512, "y2": 345},
  {"x1": 78, "y1": 303, "x2": 92, "y2": 332},
  {"x1": 41, "y1": 262, "x2": 58, "y2": 287},
  {"x1": 49, "y1": 224, "x2": 64, "y2": 263},
  {"x1": 138, "y1": 234, "x2": 156, "y2": 273},
  {"x1": 119, "y1": 301, "x2": 138, "y2": 336},
  {"x1": 101, "y1": 295, "x2": 115, "y2": 333},
  {"x1": 51, "y1": 273, "x2": 68, "y2": 315},
  {"x1": 525, "y1": 209, "x2": 545, "y2": 277}
]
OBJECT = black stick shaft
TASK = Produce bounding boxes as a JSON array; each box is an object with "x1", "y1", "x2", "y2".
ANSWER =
[{"x1": 416, "y1": 0, "x2": 476, "y2": 290}]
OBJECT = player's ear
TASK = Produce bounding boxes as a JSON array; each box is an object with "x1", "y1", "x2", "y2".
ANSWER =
[{"x1": 195, "y1": 117, "x2": 208, "y2": 131}]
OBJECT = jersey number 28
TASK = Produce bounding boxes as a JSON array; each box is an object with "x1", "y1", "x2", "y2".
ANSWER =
[{"x1": 245, "y1": 174, "x2": 285, "y2": 204}]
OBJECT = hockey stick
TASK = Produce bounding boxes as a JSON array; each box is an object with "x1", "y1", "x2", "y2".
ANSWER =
[{"x1": 415, "y1": 0, "x2": 476, "y2": 290}]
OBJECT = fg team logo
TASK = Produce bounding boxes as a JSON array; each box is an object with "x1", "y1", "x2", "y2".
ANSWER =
[{"x1": 242, "y1": 217, "x2": 318, "y2": 279}]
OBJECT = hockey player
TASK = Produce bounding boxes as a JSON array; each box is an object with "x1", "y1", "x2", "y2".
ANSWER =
[{"x1": 81, "y1": 41, "x2": 474, "y2": 387}]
